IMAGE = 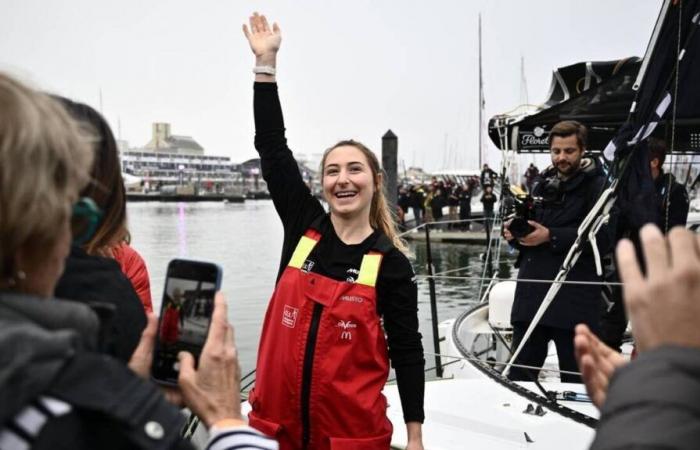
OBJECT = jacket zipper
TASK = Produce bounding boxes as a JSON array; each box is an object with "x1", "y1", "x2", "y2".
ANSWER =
[{"x1": 301, "y1": 302, "x2": 323, "y2": 449}]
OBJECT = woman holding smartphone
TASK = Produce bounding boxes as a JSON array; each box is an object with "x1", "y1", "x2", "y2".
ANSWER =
[{"x1": 243, "y1": 13, "x2": 424, "y2": 450}]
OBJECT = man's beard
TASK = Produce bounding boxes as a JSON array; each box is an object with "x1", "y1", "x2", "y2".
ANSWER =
[{"x1": 556, "y1": 161, "x2": 580, "y2": 177}]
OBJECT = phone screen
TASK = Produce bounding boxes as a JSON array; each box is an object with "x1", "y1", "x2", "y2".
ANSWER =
[{"x1": 152, "y1": 259, "x2": 222, "y2": 385}]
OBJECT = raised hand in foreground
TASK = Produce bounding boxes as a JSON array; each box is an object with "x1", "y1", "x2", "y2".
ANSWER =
[
  {"x1": 243, "y1": 12, "x2": 281, "y2": 67},
  {"x1": 574, "y1": 324, "x2": 626, "y2": 409},
  {"x1": 577, "y1": 224, "x2": 700, "y2": 410},
  {"x1": 617, "y1": 224, "x2": 700, "y2": 351}
]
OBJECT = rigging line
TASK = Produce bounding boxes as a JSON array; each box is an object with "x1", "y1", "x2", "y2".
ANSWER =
[
  {"x1": 386, "y1": 359, "x2": 462, "y2": 384},
  {"x1": 498, "y1": 103, "x2": 545, "y2": 116},
  {"x1": 423, "y1": 352, "x2": 583, "y2": 376},
  {"x1": 667, "y1": 0, "x2": 683, "y2": 233},
  {"x1": 398, "y1": 217, "x2": 489, "y2": 237},
  {"x1": 433, "y1": 264, "x2": 475, "y2": 277},
  {"x1": 477, "y1": 273, "x2": 499, "y2": 304},
  {"x1": 416, "y1": 274, "x2": 624, "y2": 287},
  {"x1": 423, "y1": 217, "x2": 495, "y2": 226}
]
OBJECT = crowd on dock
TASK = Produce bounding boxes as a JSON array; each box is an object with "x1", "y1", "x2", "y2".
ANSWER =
[
  {"x1": 1, "y1": 10, "x2": 699, "y2": 450},
  {"x1": 396, "y1": 165, "x2": 498, "y2": 230}
]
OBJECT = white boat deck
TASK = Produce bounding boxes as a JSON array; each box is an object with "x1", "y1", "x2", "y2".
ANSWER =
[{"x1": 385, "y1": 378, "x2": 596, "y2": 450}]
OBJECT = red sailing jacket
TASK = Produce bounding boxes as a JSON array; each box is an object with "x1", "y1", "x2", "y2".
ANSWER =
[
  {"x1": 112, "y1": 243, "x2": 153, "y2": 313},
  {"x1": 249, "y1": 228, "x2": 394, "y2": 450}
]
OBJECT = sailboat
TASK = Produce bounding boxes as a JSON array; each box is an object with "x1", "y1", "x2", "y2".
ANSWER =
[{"x1": 384, "y1": 1, "x2": 700, "y2": 448}]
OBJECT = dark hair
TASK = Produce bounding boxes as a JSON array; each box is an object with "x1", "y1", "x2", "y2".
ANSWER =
[
  {"x1": 550, "y1": 120, "x2": 587, "y2": 150},
  {"x1": 55, "y1": 97, "x2": 129, "y2": 254},
  {"x1": 648, "y1": 137, "x2": 667, "y2": 166}
]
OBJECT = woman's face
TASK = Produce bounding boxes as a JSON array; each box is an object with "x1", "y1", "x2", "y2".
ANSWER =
[
  {"x1": 16, "y1": 217, "x2": 72, "y2": 298},
  {"x1": 322, "y1": 145, "x2": 376, "y2": 220}
]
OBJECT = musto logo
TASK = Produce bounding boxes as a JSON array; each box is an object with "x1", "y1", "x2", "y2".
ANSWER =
[
  {"x1": 336, "y1": 320, "x2": 358, "y2": 341},
  {"x1": 339, "y1": 295, "x2": 365, "y2": 303},
  {"x1": 282, "y1": 305, "x2": 299, "y2": 328}
]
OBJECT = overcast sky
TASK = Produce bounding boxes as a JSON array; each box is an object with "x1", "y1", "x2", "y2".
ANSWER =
[{"x1": 1, "y1": 0, "x2": 661, "y2": 171}]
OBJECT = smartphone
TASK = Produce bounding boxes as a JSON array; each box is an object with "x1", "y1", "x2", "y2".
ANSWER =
[{"x1": 152, "y1": 259, "x2": 222, "y2": 385}]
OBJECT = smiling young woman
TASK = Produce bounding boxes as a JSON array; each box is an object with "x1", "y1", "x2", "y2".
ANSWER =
[{"x1": 243, "y1": 12, "x2": 424, "y2": 450}]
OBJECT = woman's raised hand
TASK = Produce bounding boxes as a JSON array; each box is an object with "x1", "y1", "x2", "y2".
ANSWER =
[{"x1": 243, "y1": 12, "x2": 281, "y2": 61}]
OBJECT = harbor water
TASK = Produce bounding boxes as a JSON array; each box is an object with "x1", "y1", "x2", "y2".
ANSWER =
[{"x1": 128, "y1": 201, "x2": 515, "y2": 377}]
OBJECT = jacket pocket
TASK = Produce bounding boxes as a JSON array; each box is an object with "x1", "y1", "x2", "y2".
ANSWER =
[
  {"x1": 329, "y1": 431, "x2": 392, "y2": 450},
  {"x1": 247, "y1": 412, "x2": 282, "y2": 438}
]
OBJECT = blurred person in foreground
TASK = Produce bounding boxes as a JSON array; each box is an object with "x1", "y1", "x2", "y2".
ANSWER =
[
  {"x1": 53, "y1": 98, "x2": 152, "y2": 362},
  {"x1": 0, "y1": 72, "x2": 276, "y2": 450},
  {"x1": 575, "y1": 224, "x2": 700, "y2": 449},
  {"x1": 56, "y1": 97, "x2": 153, "y2": 313}
]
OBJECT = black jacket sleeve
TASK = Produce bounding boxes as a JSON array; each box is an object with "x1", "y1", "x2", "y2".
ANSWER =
[
  {"x1": 254, "y1": 82, "x2": 325, "y2": 279},
  {"x1": 377, "y1": 250, "x2": 425, "y2": 423},
  {"x1": 54, "y1": 246, "x2": 146, "y2": 362},
  {"x1": 667, "y1": 183, "x2": 690, "y2": 230},
  {"x1": 591, "y1": 346, "x2": 700, "y2": 450}
]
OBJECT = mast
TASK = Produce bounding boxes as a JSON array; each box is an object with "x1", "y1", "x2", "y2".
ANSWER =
[
  {"x1": 519, "y1": 55, "x2": 535, "y2": 168},
  {"x1": 519, "y1": 55, "x2": 529, "y2": 106},
  {"x1": 478, "y1": 13, "x2": 484, "y2": 169}
]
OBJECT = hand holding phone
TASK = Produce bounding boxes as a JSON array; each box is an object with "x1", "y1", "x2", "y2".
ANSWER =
[
  {"x1": 152, "y1": 259, "x2": 222, "y2": 385},
  {"x1": 178, "y1": 292, "x2": 244, "y2": 427}
]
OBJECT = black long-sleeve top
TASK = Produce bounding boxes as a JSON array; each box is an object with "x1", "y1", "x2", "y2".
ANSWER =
[{"x1": 253, "y1": 82, "x2": 424, "y2": 423}]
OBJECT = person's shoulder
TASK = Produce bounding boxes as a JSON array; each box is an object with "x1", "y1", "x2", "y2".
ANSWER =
[
  {"x1": 311, "y1": 211, "x2": 333, "y2": 235},
  {"x1": 112, "y1": 243, "x2": 147, "y2": 268},
  {"x1": 112, "y1": 242, "x2": 140, "y2": 259}
]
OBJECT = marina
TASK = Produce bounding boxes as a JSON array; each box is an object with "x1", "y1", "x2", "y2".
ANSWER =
[{"x1": 2, "y1": 0, "x2": 700, "y2": 448}]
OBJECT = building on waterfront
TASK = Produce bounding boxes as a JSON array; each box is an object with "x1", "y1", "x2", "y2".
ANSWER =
[
  {"x1": 120, "y1": 122, "x2": 243, "y2": 194},
  {"x1": 143, "y1": 123, "x2": 205, "y2": 155}
]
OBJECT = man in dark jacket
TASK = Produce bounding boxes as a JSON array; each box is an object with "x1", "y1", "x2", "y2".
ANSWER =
[
  {"x1": 504, "y1": 121, "x2": 607, "y2": 383},
  {"x1": 458, "y1": 182, "x2": 473, "y2": 231},
  {"x1": 649, "y1": 138, "x2": 689, "y2": 232},
  {"x1": 524, "y1": 163, "x2": 539, "y2": 193},
  {"x1": 599, "y1": 138, "x2": 689, "y2": 352},
  {"x1": 410, "y1": 185, "x2": 425, "y2": 226},
  {"x1": 397, "y1": 186, "x2": 412, "y2": 229},
  {"x1": 480, "y1": 164, "x2": 497, "y2": 187}
]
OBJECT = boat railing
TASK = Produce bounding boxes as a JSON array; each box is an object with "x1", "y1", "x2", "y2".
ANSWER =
[{"x1": 398, "y1": 217, "x2": 505, "y2": 377}]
